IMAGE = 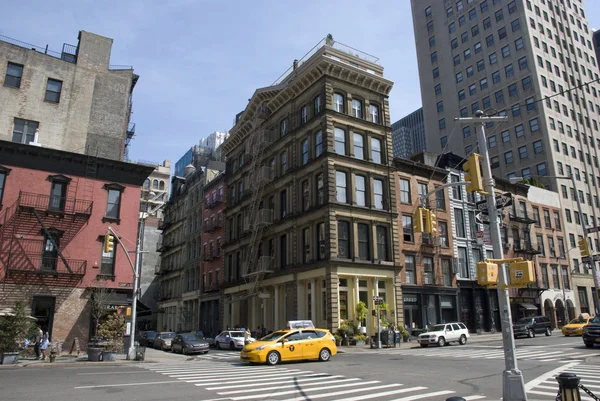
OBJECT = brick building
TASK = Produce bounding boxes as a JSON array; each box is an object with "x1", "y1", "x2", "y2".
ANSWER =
[
  {"x1": 0, "y1": 140, "x2": 152, "y2": 349},
  {"x1": 394, "y1": 157, "x2": 458, "y2": 330}
]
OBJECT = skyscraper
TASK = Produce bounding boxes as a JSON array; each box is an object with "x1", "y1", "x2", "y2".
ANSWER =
[
  {"x1": 411, "y1": 0, "x2": 600, "y2": 314},
  {"x1": 391, "y1": 107, "x2": 427, "y2": 158}
]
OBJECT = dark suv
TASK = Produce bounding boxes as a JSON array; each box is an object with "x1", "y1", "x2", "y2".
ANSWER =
[
  {"x1": 513, "y1": 316, "x2": 552, "y2": 338},
  {"x1": 583, "y1": 315, "x2": 600, "y2": 348}
]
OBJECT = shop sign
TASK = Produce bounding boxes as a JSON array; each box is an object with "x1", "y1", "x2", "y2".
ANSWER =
[{"x1": 403, "y1": 296, "x2": 418, "y2": 304}]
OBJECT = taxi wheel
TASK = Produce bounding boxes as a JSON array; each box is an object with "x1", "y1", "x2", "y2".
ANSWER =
[
  {"x1": 545, "y1": 327, "x2": 552, "y2": 336},
  {"x1": 266, "y1": 351, "x2": 280, "y2": 366},
  {"x1": 318, "y1": 348, "x2": 331, "y2": 362}
]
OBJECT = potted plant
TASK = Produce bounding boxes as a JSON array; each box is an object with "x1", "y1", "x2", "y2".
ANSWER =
[
  {"x1": 0, "y1": 301, "x2": 35, "y2": 365},
  {"x1": 88, "y1": 279, "x2": 117, "y2": 361},
  {"x1": 401, "y1": 328, "x2": 410, "y2": 342},
  {"x1": 355, "y1": 301, "x2": 368, "y2": 334},
  {"x1": 97, "y1": 313, "x2": 125, "y2": 361},
  {"x1": 353, "y1": 333, "x2": 366, "y2": 346},
  {"x1": 333, "y1": 334, "x2": 342, "y2": 346}
]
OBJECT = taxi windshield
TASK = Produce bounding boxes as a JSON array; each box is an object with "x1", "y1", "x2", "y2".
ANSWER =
[
  {"x1": 259, "y1": 331, "x2": 287, "y2": 341},
  {"x1": 568, "y1": 317, "x2": 588, "y2": 324}
]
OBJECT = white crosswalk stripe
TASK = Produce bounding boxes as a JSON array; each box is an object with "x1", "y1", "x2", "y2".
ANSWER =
[
  {"x1": 526, "y1": 363, "x2": 600, "y2": 400},
  {"x1": 192, "y1": 351, "x2": 241, "y2": 361},
  {"x1": 366, "y1": 344, "x2": 591, "y2": 363},
  {"x1": 140, "y1": 362, "x2": 488, "y2": 401}
]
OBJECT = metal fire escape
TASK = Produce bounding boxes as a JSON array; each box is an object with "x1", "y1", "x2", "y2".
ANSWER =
[{"x1": 231, "y1": 105, "x2": 275, "y2": 302}]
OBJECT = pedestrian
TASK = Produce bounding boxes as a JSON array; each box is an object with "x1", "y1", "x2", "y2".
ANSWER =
[
  {"x1": 244, "y1": 328, "x2": 251, "y2": 345},
  {"x1": 261, "y1": 326, "x2": 267, "y2": 338},
  {"x1": 40, "y1": 331, "x2": 50, "y2": 360},
  {"x1": 255, "y1": 326, "x2": 262, "y2": 339},
  {"x1": 33, "y1": 326, "x2": 43, "y2": 360}
]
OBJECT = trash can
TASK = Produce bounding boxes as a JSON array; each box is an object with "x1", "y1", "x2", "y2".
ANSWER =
[
  {"x1": 135, "y1": 342, "x2": 146, "y2": 361},
  {"x1": 87, "y1": 347, "x2": 102, "y2": 362}
]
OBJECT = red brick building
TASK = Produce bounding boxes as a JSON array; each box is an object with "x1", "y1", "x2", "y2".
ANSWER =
[
  {"x1": 200, "y1": 173, "x2": 225, "y2": 336},
  {"x1": 0, "y1": 140, "x2": 152, "y2": 349}
]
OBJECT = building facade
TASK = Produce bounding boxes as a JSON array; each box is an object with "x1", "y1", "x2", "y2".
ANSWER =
[
  {"x1": 391, "y1": 107, "x2": 427, "y2": 158},
  {"x1": 395, "y1": 157, "x2": 458, "y2": 331},
  {"x1": 411, "y1": 0, "x2": 599, "y2": 315},
  {"x1": 221, "y1": 38, "x2": 398, "y2": 336},
  {"x1": 0, "y1": 140, "x2": 152, "y2": 350},
  {"x1": 0, "y1": 31, "x2": 138, "y2": 161}
]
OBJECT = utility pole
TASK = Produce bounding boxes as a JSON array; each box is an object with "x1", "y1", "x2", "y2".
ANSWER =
[{"x1": 456, "y1": 111, "x2": 527, "y2": 401}]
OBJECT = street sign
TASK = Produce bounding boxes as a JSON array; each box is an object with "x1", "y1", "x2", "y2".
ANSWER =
[
  {"x1": 475, "y1": 212, "x2": 490, "y2": 225},
  {"x1": 475, "y1": 230, "x2": 492, "y2": 245},
  {"x1": 582, "y1": 254, "x2": 600, "y2": 263},
  {"x1": 373, "y1": 296, "x2": 384, "y2": 305},
  {"x1": 476, "y1": 193, "x2": 513, "y2": 215},
  {"x1": 587, "y1": 226, "x2": 600, "y2": 234}
]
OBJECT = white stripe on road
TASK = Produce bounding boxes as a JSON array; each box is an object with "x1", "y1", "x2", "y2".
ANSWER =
[
  {"x1": 215, "y1": 378, "x2": 361, "y2": 394},
  {"x1": 192, "y1": 371, "x2": 319, "y2": 385},
  {"x1": 331, "y1": 386, "x2": 429, "y2": 401},
  {"x1": 205, "y1": 373, "x2": 338, "y2": 390},
  {"x1": 77, "y1": 370, "x2": 153, "y2": 375},
  {"x1": 462, "y1": 396, "x2": 487, "y2": 400},
  {"x1": 279, "y1": 384, "x2": 403, "y2": 401},
  {"x1": 225, "y1": 380, "x2": 382, "y2": 400},
  {"x1": 170, "y1": 367, "x2": 283, "y2": 378},
  {"x1": 524, "y1": 361, "x2": 580, "y2": 391},
  {"x1": 74, "y1": 380, "x2": 180, "y2": 389},
  {"x1": 179, "y1": 369, "x2": 305, "y2": 381},
  {"x1": 389, "y1": 390, "x2": 456, "y2": 401}
]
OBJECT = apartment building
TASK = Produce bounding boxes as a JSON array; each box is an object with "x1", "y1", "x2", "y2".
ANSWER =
[
  {"x1": 0, "y1": 31, "x2": 138, "y2": 161},
  {"x1": 411, "y1": 0, "x2": 599, "y2": 313},
  {"x1": 221, "y1": 37, "x2": 398, "y2": 335},
  {"x1": 395, "y1": 157, "x2": 458, "y2": 330}
]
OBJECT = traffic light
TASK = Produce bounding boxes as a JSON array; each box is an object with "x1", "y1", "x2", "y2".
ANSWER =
[
  {"x1": 476, "y1": 262, "x2": 498, "y2": 286},
  {"x1": 425, "y1": 209, "x2": 437, "y2": 234},
  {"x1": 463, "y1": 153, "x2": 485, "y2": 194},
  {"x1": 104, "y1": 234, "x2": 115, "y2": 254},
  {"x1": 413, "y1": 208, "x2": 426, "y2": 233},
  {"x1": 508, "y1": 260, "x2": 535, "y2": 286},
  {"x1": 578, "y1": 238, "x2": 591, "y2": 257}
]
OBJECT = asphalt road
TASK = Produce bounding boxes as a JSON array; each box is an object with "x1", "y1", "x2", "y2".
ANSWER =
[{"x1": 1, "y1": 334, "x2": 598, "y2": 401}]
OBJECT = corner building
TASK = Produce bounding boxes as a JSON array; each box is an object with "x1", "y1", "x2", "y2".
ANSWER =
[{"x1": 221, "y1": 39, "x2": 400, "y2": 335}]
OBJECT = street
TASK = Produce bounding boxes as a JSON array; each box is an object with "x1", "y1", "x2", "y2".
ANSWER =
[{"x1": 1, "y1": 334, "x2": 598, "y2": 401}]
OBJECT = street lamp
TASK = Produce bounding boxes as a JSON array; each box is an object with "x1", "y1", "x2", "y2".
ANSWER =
[{"x1": 510, "y1": 174, "x2": 600, "y2": 318}]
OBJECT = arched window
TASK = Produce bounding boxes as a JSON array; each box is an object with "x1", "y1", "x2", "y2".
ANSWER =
[
  {"x1": 143, "y1": 179, "x2": 150, "y2": 190},
  {"x1": 152, "y1": 179, "x2": 159, "y2": 189},
  {"x1": 159, "y1": 181, "x2": 165, "y2": 190}
]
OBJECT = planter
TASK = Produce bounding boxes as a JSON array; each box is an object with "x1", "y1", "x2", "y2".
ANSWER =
[
  {"x1": 359, "y1": 327, "x2": 367, "y2": 334},
  {"x1": 87, "y1": 347, "x2": 102, "y2": 362},
  {"x1": 342, "y1": 339, "x2": 349, "y2": 346},
  {"x1": 0, "y1": 352, "x2": 19, "y2": 365},
  {"x1": 102, "y1": 351, "x2": 117, "y2": 361},
  {"x1": 335, "y1": 340, "x2": 342, "y2": 346}
]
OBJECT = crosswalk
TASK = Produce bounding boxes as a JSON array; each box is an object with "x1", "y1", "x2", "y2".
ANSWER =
[
  {"x1": 193, "y1": 351, "x2": 240, "y2": 362},
  {"x1": 367, "y1": 344, "x2": 591, "y2": 363},
  {"x1": 141, "y1": 363, "x2": 488, "y2": 401},
  {"x1": 526, "y1": 363, "x2": 600, "y2": 400}
]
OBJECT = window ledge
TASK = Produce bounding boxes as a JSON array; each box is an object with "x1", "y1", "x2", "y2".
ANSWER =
[
  {"x1": 102, "y1": 216, "x2": 121, "y2": 224},
  {"x1": 96, "y1": 274, "x2": 116, "y2": 281}
]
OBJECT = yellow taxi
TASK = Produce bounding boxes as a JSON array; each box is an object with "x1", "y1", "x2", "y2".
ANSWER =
[
  {"x1": 240, "y1": 328, "x2": 337, "y2": 365},
  {"x1": 562, "y1": 314, "x2": 592, "y2": 336}
]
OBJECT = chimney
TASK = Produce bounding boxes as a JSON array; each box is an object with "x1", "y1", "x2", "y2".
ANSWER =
[{"x1": 293, "y1": 59, "x2": 299, "y2": 71}]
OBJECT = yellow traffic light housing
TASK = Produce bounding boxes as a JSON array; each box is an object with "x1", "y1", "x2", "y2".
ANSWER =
[
  {"x1": 463, "y1": 153, "x2": 486, "y2": 194},
  {"x1": 477, "y1": 262, "x2": 499, "y2": 286},
  {"x1": 413, "y1": 208, "x2": 426, "y2": 233},
  {"x1": 425, "y1": 209, "x2": 437, "y2": 234},
  {"x1": 104, "y1": 234, "x2": 115, "y2": 254},
  {"x1": 578, "y1": 238, "x2": 591, "y2": 257},
  {"x1": 509, "y1": 260, "x2": 535, "y2": 285}
]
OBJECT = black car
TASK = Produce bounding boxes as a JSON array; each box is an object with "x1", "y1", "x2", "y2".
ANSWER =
[
  {"x1": 140, "y1": 331, "x2": 158, "y2": 347},
  {"x1": 583, "y1": 315, "x2": 600, "y2": 348},
  {"x1": 513, "y1": 316, "x2": 552, "y2": 338},
  {"x1": 171, "y1": 332, "x2": 210, "y2": 355}
]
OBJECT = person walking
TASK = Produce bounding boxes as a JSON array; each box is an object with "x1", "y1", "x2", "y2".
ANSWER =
[
  {"x1": 255, "y1": 326, "x2": 262, "y2": 339},
  {"x1": 40, "y1": 331, "x2": 50, "y2": 360},
  {"x1": 33, "y1": 327, "x2": 43, "y2": 360},
  {"x1": 244, "y1": 328, "x2": 251, "y2": 345}
]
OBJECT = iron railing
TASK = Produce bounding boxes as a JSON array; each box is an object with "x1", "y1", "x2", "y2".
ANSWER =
[
  {"x1": 7, "y1": 255, "x2": 86, "y2": 276},
  {"x1": 19, "y1": 192, "x2": 93, "y2": 215},
  {"x1": 0, "y1": 34, "x2": 77, "y2": 63}
]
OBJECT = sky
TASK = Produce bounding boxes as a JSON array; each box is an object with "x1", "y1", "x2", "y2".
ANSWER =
[{"x1": 2, "y1": 0, "x2": 600, "y2": 166}]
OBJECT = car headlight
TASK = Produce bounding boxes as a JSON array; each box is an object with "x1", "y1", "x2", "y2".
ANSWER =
[
  {"x1": 255, "y1": 345, "x2": 265, "y2": 351},
  {"x1": 430, "y1": 335, "x2": 437, "y2": 339}
]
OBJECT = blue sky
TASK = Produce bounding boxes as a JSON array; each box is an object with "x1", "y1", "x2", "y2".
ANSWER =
[{"x1": 2, "y1": 0, "x2": 600, "y2": 165}]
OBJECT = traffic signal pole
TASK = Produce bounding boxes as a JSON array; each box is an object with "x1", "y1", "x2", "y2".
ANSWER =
[{"x1": 456, "y1": 111, "x2": 527, "y2": 401}]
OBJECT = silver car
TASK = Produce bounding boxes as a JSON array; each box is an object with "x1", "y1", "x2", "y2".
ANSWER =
[
  {"x1": 214, "y1": 330, "x2": 255, "y2": 350},
  {"x1": 153, "y1": 331, "x2": 176, "y2": 350}
]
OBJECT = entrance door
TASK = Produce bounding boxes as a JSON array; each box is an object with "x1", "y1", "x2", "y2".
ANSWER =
[{"x1": 32, "y1": 296, "x2": 56, "y2": 339}]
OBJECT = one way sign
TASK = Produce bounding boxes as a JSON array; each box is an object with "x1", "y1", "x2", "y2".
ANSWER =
[
  {"x1": 476, "y1": 210, "x2": 505, "y2": 225},
  {"x1": 476, "y1": 193, "x2": 513, "y2": 215}
]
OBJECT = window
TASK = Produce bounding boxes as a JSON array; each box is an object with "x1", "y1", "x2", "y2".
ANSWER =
[
  {"x1": 353, "y1": 133, "x2": 364, "y2": 160},
  {"x1": 424, "y1": 257, "x2": 434, "y2": 284},
  {"x1": 427, "y1": 20, "x2": 434, "y2": 33},
  {"x1": 458, "y1": 247, "x2": 469, "y2": 278},
  {"x1": 437, "y1": 100, "x2": 444, "y2": 112},
  {"x1": 0, "y1": 169, "x2": 7, "y2": 206},
  {"x1": 334, "y1": 128, "x2": 346, "y2": 155},
  {"x1": 357, "y1": 223, "x2": 370, "y2": 260},
  {"x1": 431, "y1": 51, "x2": 438, "y2": 63},
  {"x1": 480, "y1": 78, "x2": 488, "y2": 90},
  {"x1": 302, "y1": 180, "x2": 310, "y2": 211},
  {"x1": 495, "y1": 9, "x2": 503, "y2": 22},
  {"x1": 280, "y1": 119, "x2": 287, "y2": 137},
  {"x1": 104, "y1": 184, "x2": 124, "y2": 220},
  {"x1": 402, "y1": 215, "x2": 413, "y2": 242},
  {"x1": 505, "y1": 63, "x2": 514, "y2": 77},
  {"x1": 335, "y1": 171, "x2": 347, "y2": 203},
  {"x1": 466, "y1": 66, "x2": 474, "y2": 77},
  {"x1": 495, "y1": 90, "x2": 504, "y2": 103},
  {"x1": 317, "y1": 223, "x2": 326, "y2": 260},
  {"x1": 464, "y1": 49, "x2": 472, "y2": 60},
  {"x1": 376, "y1": 226, "x2": 388, "y2": 261},
  {"x1": 529, "y1": 118, "x2": 539, "y2": 132},
  {"x1": 400, "y1": 179, "x2": 411, "y2": 203},
  {"x1": 508, "y1": 83, "x2": 517, "y2": 97},
  {"x1": 458, "y1": 90, "x2": 465, "y2": 101},
  {"x1": 518, "y1": 145, "x2": 528, "y2": 159},
  {"x1": 505, "y1": 151, "x2": 513, "y2": 164},
  {"x1": 338, "y1": 221, "x2": 350, "y2": 258},
  {"x1": 11, "y1": 118, "x2": 38, "y2": 144},
  {"x1": 551, "y1": 265, "x2": 560, "y2": 288},
  {"x1": 316, "y1": 174, "x2": 324, "y2": 206},
  {"x1": 486, "y1": 34, "x2": 494, "y2": 47},
  {"x1": 536, "y1": 162, "x2": 547, "y2": 176},
  {"x1": 439, "y1": 118, "x2": 446, "y2": 129},
  {"x1": 371, "y1": 138, "x2": 382, "y2": 164},
  {"x1": 522, "y1": 76, "x2": 532, "y2": 90},
  {"x1": 313, "y1": 96, "x2": 321, "y2": 115},
  {"x1": 425, "y1": 6, "x2": 432, "y2": 16},
  {"x1": 435, "y1": 84, "x2": 442, "y2": 96},
  {"x1": 488, "y1": 135, "x2": 497, "y2": 148},
  {"x1": 455, "y1": 208, "x2": 466, "y2": 237},
  {"x1": 302, "y1": 139, "x2": 309, "y2": 165},
  {"x1": 533, "y1": 140, "x2": 542, "y2": 154},
  {"x1": 373, "y1": 179, "x2": 384, "y2": 210},
  {"x1": 405, "y1": 255, "x2": 415, "y2": 284},
  {"x1": 518, "y1": 56, "x2": 528, "y2": 70},
  {"x1": 334, "y1": 93, "x2": 344, "y2": 113},
  {"x1": 300, "y1": 106, "x2": 308, "y2": 125},
  {"x1": 477, "y1": 59, "x2": 485, "y2": 71},
  {"x1": 475, "y1": 42, "x2": 482, "y2": 54},
  {"x1": 281, "y1": 151, "x2": 287, "y2": 174},
  {"x1": 463, "y1": 126, "x2": 471, "y2": 138},
  {"x1": 315, "y1": 131, "x2": 323, "y2": 157},
  {"x1": 302, "y1": 228, "x2": 310, "y2": 263},
  {"x1": 502, "y1": 45, "x2": 511, "y2": 58},
  {"x1": 352, "y1": 99, "x2": 363, "y2": 118},
  {"x1": 498, "y1": 27, "x2": 507, "y2": 40},
  {"x1": 554, "y1": 211, "x2": 561, "y2": 231},
  {"x1": 370, "y1": 104, "x2": 380, "y2": 123},
  {"x1": 100, "y1": 235, "x2": 116, "y2": 276},
  {"x1": 355, "y1": 175, "x2": 366, "y2": 207},
  {"x1": 515, "y1": 37, "x2": 524, "y2": 49},
  {"x1": 508, "y1": 1, "x2": 516, "y2": 13},
  {"x1": 454, "y1": 55, "x2": 461, "y2": 66},
  {"x1": 45, "y1": 79, "x2": 62, "y2": 103},
  {"x1": 515, "y1": 124, "x2": 524, "y2": 137},
  {"x1": 451, "y1": 175, "x2": 461, "y2": 200},
  {"x1": 280, "y1": 189, "x2": 287, "y2": 219},
  {"x1": 492, "y1": 70, "x2": 500, "y2": 84},
  {"x1": 4, "y1": 62, "x2": 23, "y2": 88}
]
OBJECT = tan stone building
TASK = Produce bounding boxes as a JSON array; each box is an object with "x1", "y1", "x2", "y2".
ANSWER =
[{"x1": 221, "y1": 38, "x2": 399, "y2": 335}]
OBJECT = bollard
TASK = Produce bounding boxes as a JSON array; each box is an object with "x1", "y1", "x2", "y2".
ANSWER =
[
  {"x1": 556, "y1": 372, "x2": 581, "y2": 401},
  {"x1": 446, "y1": 398, "x2": 466, "y2": 401}
]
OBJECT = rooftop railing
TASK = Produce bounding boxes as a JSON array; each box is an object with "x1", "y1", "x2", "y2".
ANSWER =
[{"x1": 0, "y1": 34, "x2": 77, "y2": 64}]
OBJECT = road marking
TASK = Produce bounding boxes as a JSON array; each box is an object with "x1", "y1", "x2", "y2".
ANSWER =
[
  {"x1": 193, "y1": 371, "x2": 318, "y2": 385},
  {"x1": 74, "y1": 380, "x2": 180, "y2": 389},
  {"x1": 77, "y1": 370, "x2": 153, "y2": 375},
  {"x1": 205, "y1": 373, "x2": 338, "y2": 390},
  {"x1": 225, "y1": 380, "x2": 382, "y2": 400},
  {"x1": 389, "y1": 390, "x2": 455, "y2": 401},
  {"x1": 463, "y1": 396, "x2": 487, "y2": 400},
  {"x1": 334, "y1": 386, "x2": 429, "y2": 401},
  {"x1": 170, "y1": 367, "x2": 282, "y2": 378},
  {"x1": 215, "y1": 378, "x2": 361, "y2": 394},
  {"x1": 524, "y1": 362, "x2": 579, "y2": 391},
  {"x1": 278, "y1": 383, "x2": 403, "y2": 401}
]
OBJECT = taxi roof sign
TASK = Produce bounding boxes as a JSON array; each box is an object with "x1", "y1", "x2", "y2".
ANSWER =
[{"x1": 286, "y1": 320, "x2": 315, "y2": 329}]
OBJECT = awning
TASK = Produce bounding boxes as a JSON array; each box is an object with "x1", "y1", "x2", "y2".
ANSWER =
[{"x1": 518, "y1": 303, "x2": 538, "y2": 311}]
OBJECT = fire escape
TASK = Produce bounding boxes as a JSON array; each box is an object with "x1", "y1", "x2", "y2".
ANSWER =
[
  {"x1": 0, "y1": 190, "x2": 92, "y2": 284},
  {"x1": 231, "y1": 105, "x2": 275, "y2": 302}
]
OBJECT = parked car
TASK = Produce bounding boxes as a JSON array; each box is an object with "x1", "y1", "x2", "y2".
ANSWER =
[
  {"x1": 562, "y1": 315, "x2": 591, "y2": 336},
  {"x1": 193, "y1": 331, "x2": 215, "y2": 347},
  {"x1": 418, "y1": 322, "x2": 470, "y2": 347},
  {"x1": 583, "y1": 315, "x2": 600, "y2": 348},
  {"x1": 153, "y1": 331, "x2": 176, "y2": 350},
  {"x1": 214, "y1": 330, "x2": 255, "y2": 350},
  {"x1": 140, "y1": 331, "x2": 158, "y2": 347},
  {"x1": 512, "y1": 316, "x2": 552, "y2": 338},
  {"x1": 241, "y1": 328, "x2": 336, "y2": 365},
  {"x1": 171, "y1": 333, "x2": 210, "y2": 355}
]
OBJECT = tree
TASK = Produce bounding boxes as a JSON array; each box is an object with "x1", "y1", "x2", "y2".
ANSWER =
[
  {"x1": 0, "y1": 300, "x2": 34, "y2": 354},
  {"x1": 97, "y1": 313, "x2": 126, "y2": 352},
  {"x1": 89, "y1": 278, "x2": 117, "y2": 340},
  {"x1": 179, "y1": 305, "x2": 195, "y2": 332}
]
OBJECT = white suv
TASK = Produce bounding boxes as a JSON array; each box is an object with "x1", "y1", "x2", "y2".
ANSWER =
[{"x1": 418, "y1": 322, "x2": 470, "y2": 347}]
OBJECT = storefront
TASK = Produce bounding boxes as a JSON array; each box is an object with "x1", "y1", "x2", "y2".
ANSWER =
[
  {"x1": 401, "y1": 286, "x2": 459, "y2": 331},
  {"x1": 509, "y1": 292, "x2": 541, "y2": 321},
  {"x1": 458, "y1": 282, "x2": 499, "y2": 333}
]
